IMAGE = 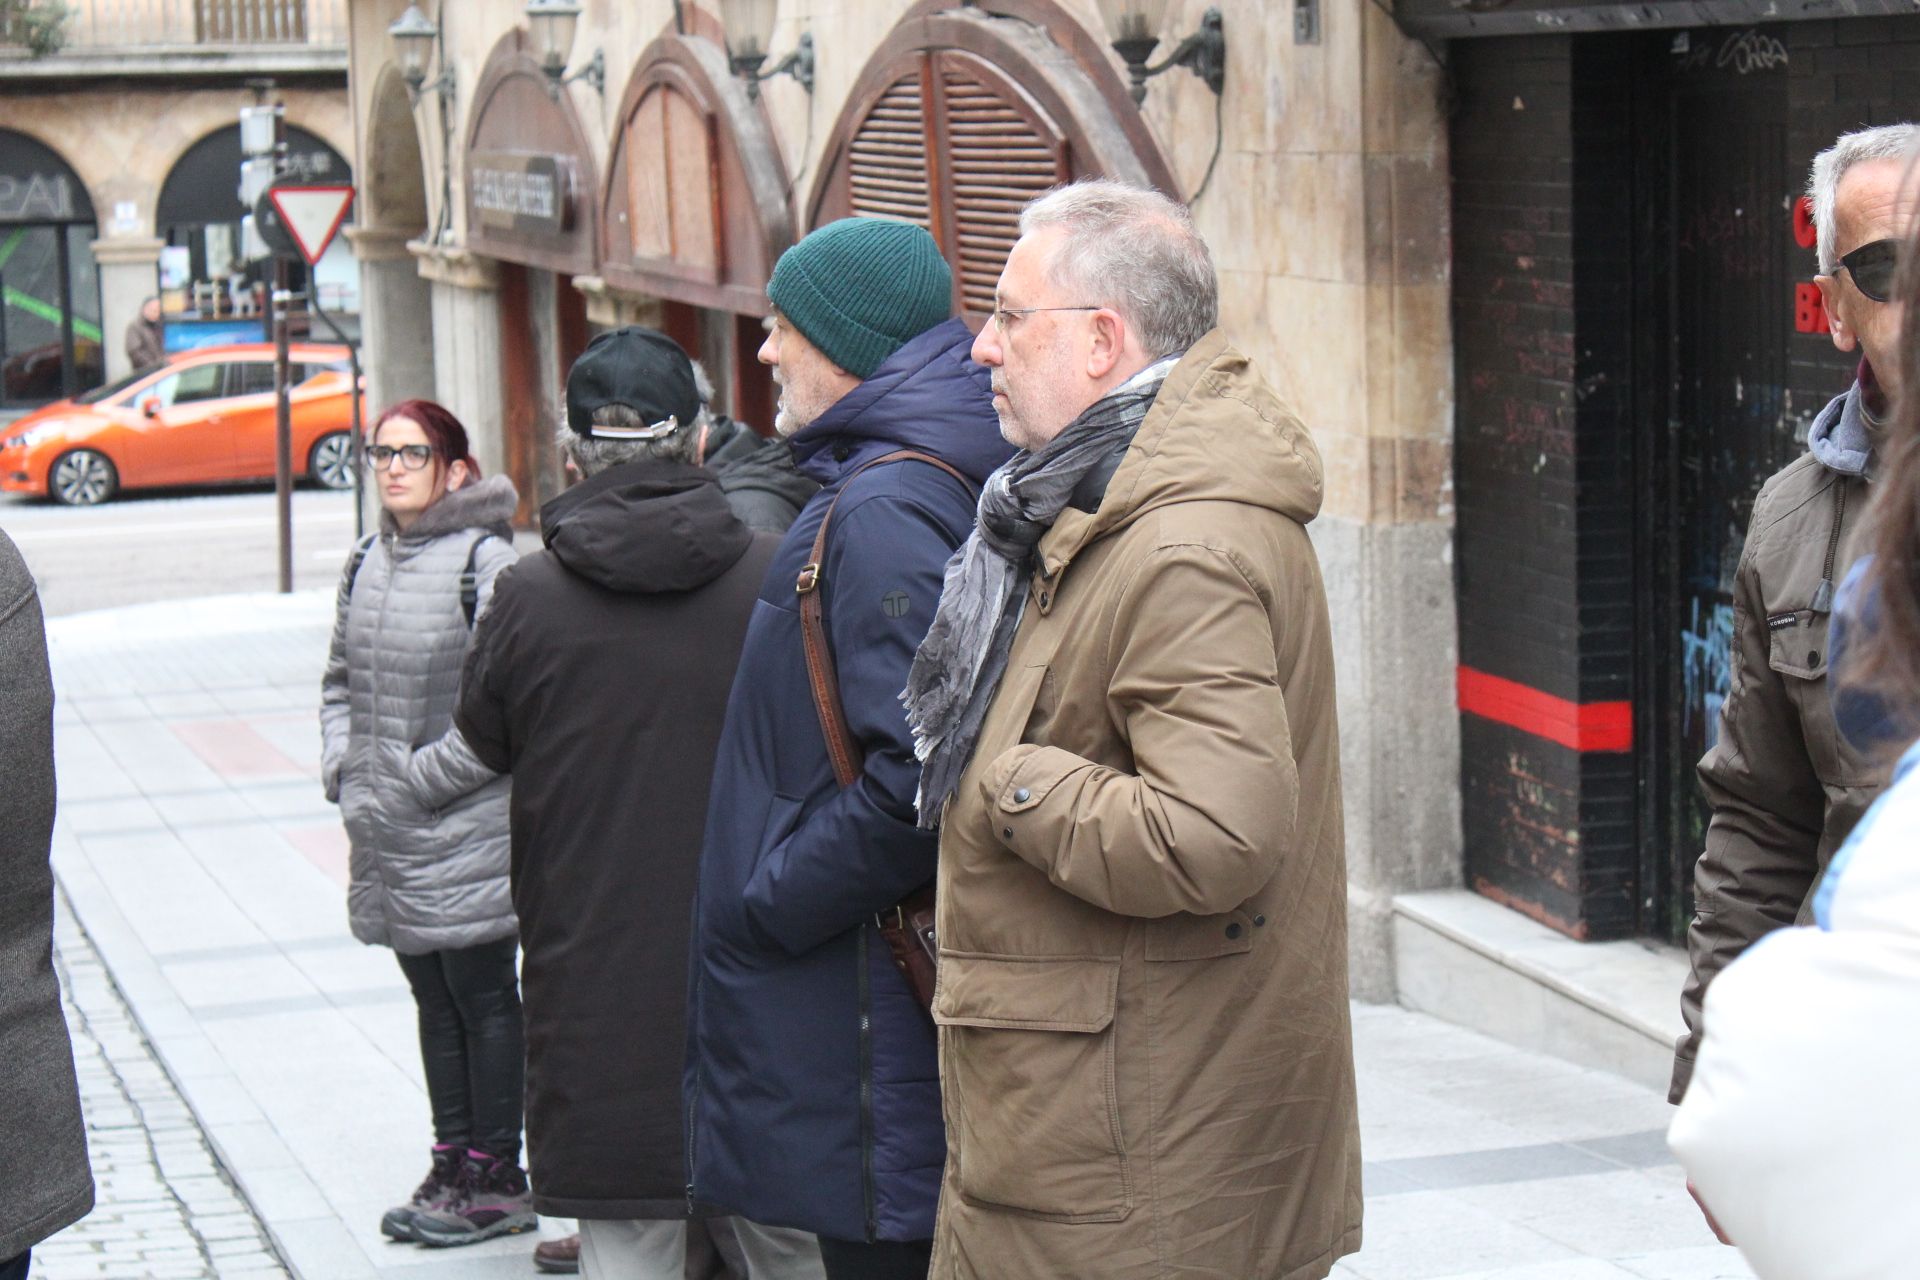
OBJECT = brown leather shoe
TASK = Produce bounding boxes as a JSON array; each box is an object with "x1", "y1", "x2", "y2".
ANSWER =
[{"x1": 533, "y1": 1234, "x2": 580, "y2": 1274}]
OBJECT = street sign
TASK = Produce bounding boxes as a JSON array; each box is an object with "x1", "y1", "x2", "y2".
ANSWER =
[{"x1": 266, "y1": 185, "x2": 354, "y2": 266}]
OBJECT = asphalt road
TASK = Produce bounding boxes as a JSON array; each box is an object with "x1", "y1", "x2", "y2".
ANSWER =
[{"x1": 0, "y1": 485, "x2": 366, "y2": 617}]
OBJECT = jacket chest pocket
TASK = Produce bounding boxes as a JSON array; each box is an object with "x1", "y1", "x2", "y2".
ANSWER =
[
  {"x1": 934, "y1": 953, "x2": 1132, "y2": 1222},
  {"x1": 1767, "y1": 609, "x2": 1875, "y2": 787}
]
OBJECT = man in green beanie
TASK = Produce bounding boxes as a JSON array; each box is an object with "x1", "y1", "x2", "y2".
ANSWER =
[{"x1": 686, "y1": 217, "x2": 1015, "y2": 1280}]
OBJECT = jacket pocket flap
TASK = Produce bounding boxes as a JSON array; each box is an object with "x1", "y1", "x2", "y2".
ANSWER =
[
  {"x1": 1767, "y1": 610, "x2": 1830, "y2": 681},
  {"x1": 933, "y1": 953, "x2": 1119, "y2": 1033},
  {"x1": 1143, "y1": 909, "x2": 1256, "y2": 961}
]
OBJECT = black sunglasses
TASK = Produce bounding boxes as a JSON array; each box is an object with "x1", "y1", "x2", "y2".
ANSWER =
[{"x1": 1837, "y1": 237, "x2": 1900, "y2": 304}]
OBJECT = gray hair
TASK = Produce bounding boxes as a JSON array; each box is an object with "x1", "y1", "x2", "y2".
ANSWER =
[
  {"x1": 556, "y1": 402, "x2": 708, "y2": 478},
  {"x1": 1809, "y1": 124, "x2": 1920, "y2": 272},
  {"x1": 1017, "y1": 180, "x2": 1218, "y2": 359}
]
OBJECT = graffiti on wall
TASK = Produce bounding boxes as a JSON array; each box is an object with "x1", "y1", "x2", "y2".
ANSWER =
[{"x1": 1681, "y1": 596, "x2": 1737, "y2": 745}]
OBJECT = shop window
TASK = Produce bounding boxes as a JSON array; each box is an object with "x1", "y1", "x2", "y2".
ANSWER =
[{"x1": 1, "y1": 130, "x2": 103, "y2": 406}]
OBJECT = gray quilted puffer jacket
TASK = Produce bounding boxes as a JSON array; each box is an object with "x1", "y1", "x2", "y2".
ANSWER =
[{"x1": 320, "y1": 475, "x2": 520, "y2": 955}]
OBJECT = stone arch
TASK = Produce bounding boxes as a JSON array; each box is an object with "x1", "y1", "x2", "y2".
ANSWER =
[
  {"x1": 808, "y1": 0, "x2": 1176, "y2": 321},
  {"x1": 355, "y1": 63, "x2": 439, "y2": 412},
  {"x1": 362, "y1": 65, "x2": 431, "y2": 237}
]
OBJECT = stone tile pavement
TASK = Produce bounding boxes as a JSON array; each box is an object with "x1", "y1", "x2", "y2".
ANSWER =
[
  {"x1": 40, "y1": 591, "x2": 1758, "y2": 1280},
  {"x1": 34, "y1": 892, "x2": 287, "y2": 1280}
]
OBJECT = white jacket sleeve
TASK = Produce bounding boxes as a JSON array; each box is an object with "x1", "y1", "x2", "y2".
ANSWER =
[{"x1": 1668, "y1": 747, "x2": 1920, "y2": 1280}]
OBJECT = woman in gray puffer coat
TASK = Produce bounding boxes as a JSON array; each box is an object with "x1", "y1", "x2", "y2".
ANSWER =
[{"x1": 319, "y1": 399, "x2": 531, "y2": 1250}]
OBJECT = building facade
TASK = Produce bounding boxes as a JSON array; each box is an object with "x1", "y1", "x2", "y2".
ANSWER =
[
  {"x1": 1, "y1": 0, "x2": 354, "y2": 406},
  {"x1": 340, "y1": 0, "x2": 1920, "y2": 1003}
]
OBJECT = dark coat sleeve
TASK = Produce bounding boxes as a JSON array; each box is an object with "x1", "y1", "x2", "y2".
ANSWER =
[
  {"x1": 1673, "y1": 504, "x2": 1826, "y2": 1102},
  {"x1": 740, "y1": 490, "x2": 952, "y2": 956},
  {"x1": 449, "y1": 573, "x2": 515, "y2": 778}
]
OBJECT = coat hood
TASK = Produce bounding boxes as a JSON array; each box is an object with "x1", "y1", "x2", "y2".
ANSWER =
[
  {"x1": 540, "y1": 458, "x2": 753, "y2": 594},
  {"x1": 1037, "y1": 330, "x2": 1323, "y2": 574},
  {"x1": 1809, "y1": 378, "x2": 1877, "y2": 478},
  {"x1": 789, "y1": 318, "x2": 1011, "y2": 487},
  {"x1": 702, "y1": 414, "x2": 818, "y2": 510},
  {"x1": 382, "y1": 473, "x2": 519, "y2": 540}
]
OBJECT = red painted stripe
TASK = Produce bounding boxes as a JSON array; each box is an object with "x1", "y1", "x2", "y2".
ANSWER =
[{"x1": 1456, "y1": 666, "x2": 1633, "y2": 753}]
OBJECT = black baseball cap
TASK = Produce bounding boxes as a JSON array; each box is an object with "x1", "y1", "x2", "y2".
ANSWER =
[{"x1": 565, "y1": 326, "x2": 703, "y2": 439}]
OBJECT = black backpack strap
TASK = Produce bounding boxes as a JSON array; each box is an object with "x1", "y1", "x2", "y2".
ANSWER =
[
  {"x1": 339, "y1": 533, "x2": 378, "y2": 609},
  {"x1": 459, "y1": 533, "x2": 499, "y2": 628}
]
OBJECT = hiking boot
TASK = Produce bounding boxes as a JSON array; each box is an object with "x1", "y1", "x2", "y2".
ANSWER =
[
  {"x1": 410, "y1": 1148, "x2": 537, "y2": 1247},
  {"x1": 380, "y1": 1144, "x2": 463, "y2": 1242}
]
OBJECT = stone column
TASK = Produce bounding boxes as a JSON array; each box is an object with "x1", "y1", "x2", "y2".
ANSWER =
[
  {"x1": 90, "y1": 238, "x2": 165, "y2": 382},
  {"x1": 348, "y1": 227, "x2": 438, "y2": 411},
  {"x1": 414, "y1": 246, "x2": 505, "y2": 479},
  {"x1": 1194, "y1": 0, "x2": 1460, "y2": 1000}
]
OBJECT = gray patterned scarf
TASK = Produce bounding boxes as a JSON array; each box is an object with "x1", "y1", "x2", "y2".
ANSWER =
[{"x1": 903, "y1": 359, "x2": 1175, "y2": 827}]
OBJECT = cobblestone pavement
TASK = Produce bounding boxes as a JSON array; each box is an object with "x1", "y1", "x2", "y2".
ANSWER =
[{"x1": 34, "y1": 891, "x2": 289, "y2": 1280}]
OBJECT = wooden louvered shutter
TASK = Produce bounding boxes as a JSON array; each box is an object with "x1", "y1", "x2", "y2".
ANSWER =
[
  {"x1": 848, "y1": 69, "x2": 934, "y2": 232},
  {"x1": 932, "y1": 53, "x2": 1070, "y2": 317},
  {"x1": 831, "y1": 51, "x2": 1071, "y2": 318}
]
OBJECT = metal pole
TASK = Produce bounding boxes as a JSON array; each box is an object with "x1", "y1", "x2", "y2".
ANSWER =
[
  {"x1": 308, "y1": 294, "x2": 365, "y2": 539},
  {"x1": 273, "y1": 265, "x2": 293, "y2": 593}
]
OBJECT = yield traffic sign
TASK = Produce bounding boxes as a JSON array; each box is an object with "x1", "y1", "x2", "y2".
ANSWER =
[{"x1": 266, "y1": 185, "x2": 355, "y2": 266}]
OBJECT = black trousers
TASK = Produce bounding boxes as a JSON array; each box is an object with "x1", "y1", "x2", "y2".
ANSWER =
[
  {"x1": 817, "y1": 1237, "x2": 933, "y2": 1280},
  {"x1": 0, "y1": 1250, "x2": 28, "y2": 1280},
  {"x1": 395, "y1": 937, "x2": 524, "y2": 1162}
]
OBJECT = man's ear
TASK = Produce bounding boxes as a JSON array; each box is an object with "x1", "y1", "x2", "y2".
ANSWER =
[
  {"x1": 1085, "y1": 309, "x2": 1125, "y2": 381},
  {"x1": 1816, "y1": 274, "x2": 1858, "y2": 353}
]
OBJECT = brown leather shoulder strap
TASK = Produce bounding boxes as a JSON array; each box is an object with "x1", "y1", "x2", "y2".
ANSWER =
[{"x1": 797, "y1": 449, "x2": 973, "y2": 788}]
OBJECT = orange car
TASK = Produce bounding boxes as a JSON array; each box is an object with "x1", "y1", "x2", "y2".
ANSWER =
[{"x1": 0, "y1": 343, "x2": 364, "y2": 506}]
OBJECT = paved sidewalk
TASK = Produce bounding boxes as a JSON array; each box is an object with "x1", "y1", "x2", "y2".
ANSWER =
[
  {"x1": 43, "y1": 592, "x2": 1754, "y2": 1280},
  {"x1": 35, "y1": 892, "x2": 288, "y2": 1280}
]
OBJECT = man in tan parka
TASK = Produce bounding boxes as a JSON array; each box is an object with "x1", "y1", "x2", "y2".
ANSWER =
[
  {"x1": 1672, "y1": 125, "x2": 1917, "y2": 1108},
  {"x1": 903, "y1": 182, "x2": 1361, "y2": 1280}
]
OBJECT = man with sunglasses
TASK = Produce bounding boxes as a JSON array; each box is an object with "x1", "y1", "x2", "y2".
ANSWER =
[{"x1": 1674, "y1": 125, "x2": 1918, "y2": 1125}]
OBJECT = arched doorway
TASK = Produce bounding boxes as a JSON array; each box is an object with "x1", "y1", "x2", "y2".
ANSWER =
[
  {"x1": 356, "y1": 68, "x2": 437, "y2": 411},
  {"x1": 809, "y1": 0, "x2": 1174, "y2": 323},
  {"x1": 156, "y1": 124, "x2": 357, "y2": 349},
  {"x1": 599, "y1": 30, "x2": 793, "y2": 434},
  {"x1": 0, "y1": 129, "x2": 102, "y2": 406}
]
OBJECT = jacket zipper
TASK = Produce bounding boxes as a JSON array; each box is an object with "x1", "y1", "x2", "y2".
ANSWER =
[
  {"x1": 684, "y1": 1067, "x2": 700, "y2": 1217},
  {"x1": 857, "y1": 925, "x2": 878, "y2": 1242},
  {"x1": 1811, "y1": 479, "x2": 1849, "y2": 613}
]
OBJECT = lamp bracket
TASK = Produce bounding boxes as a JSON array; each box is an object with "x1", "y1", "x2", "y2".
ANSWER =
[
  {"x1": 1117, "y1": 8, "x2": 1225, "y2": 106},
  {"x1": 545, "y1": 47, "x2": 606, "y2": 98},
  {"x1": 733, "y1": 30, "x2": 815, "y2": 101}
]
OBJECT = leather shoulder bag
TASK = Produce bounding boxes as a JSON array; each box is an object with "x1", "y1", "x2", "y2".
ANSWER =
[{"x1": 796, "y1": 449, "x2": 966, "y2": 1011}]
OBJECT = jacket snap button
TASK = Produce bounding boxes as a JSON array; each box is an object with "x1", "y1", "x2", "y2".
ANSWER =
[
  {"x1": 1225, "y1": 923, "x2": 1243, "y2": 940},
  {"x1": 1002, "y1": 828, "x2": 1014, "y2": 840},
  {"x1": 833, "y1": 444, "x2": 851, "y2": 461},
  {"x1": 1808, "y1": 649, "x2": 1820, "y2": 666},
  {"x1": 1253, "y1": 915, "x2": 1267, "y2": 927},
  {"x1": 1013, "y1": 787, "x2": 1031, "y2": 804},
  {"x1": 1038, "y1": 593, "x2": 1050, "y2": 607}
]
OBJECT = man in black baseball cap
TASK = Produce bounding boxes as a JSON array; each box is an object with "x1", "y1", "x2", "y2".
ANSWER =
[{"x1": 406, "y1": 326, "x2": 825, "y2": 1279}]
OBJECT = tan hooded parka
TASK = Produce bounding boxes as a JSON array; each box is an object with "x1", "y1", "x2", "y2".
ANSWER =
[{"x1": 930, "y1": 331, "x2": 1363, "y2": 1280}]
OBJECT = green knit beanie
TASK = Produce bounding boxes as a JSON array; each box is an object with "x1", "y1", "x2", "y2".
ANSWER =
[{"x1": 767, "y1": 218, "x2": 954, "y2": 380}]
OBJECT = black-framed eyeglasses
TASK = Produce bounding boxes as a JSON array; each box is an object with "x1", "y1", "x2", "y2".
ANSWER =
[
  {"x1": 367, "y1": 444, "x2": 436, "y2": 471},
  {"x1": 991, "y1": 305, "x2": 1102, "y2": 333},
  {"x1": 1836, "y1": 237, "x2": 1901, "y2": 304}
]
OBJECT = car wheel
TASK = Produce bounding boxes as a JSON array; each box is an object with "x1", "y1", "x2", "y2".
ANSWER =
[
  {"x1": 49, "y1": 449, "x2": 119, "y2": 506},
  {"x1": 309, "y1": 431, "x2": 355, "y2": 491}
]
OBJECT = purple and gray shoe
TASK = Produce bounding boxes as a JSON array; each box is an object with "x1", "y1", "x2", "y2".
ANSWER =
[{"x1": 410, "y1": 1149, "x2": 537, "y2": 1247}]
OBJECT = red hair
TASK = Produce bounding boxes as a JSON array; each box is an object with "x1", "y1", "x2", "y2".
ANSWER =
[{"x1": 371, "y1": 399, "x2": 482, "y2": 479}]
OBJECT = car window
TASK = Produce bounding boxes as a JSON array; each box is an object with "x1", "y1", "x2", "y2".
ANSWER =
[
  {"x1": 231, "y1": 361, "x2": 278, "y2": 397},
  {"x1": 146, "y1": 362, "x2": 227, "y2": 410}
]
